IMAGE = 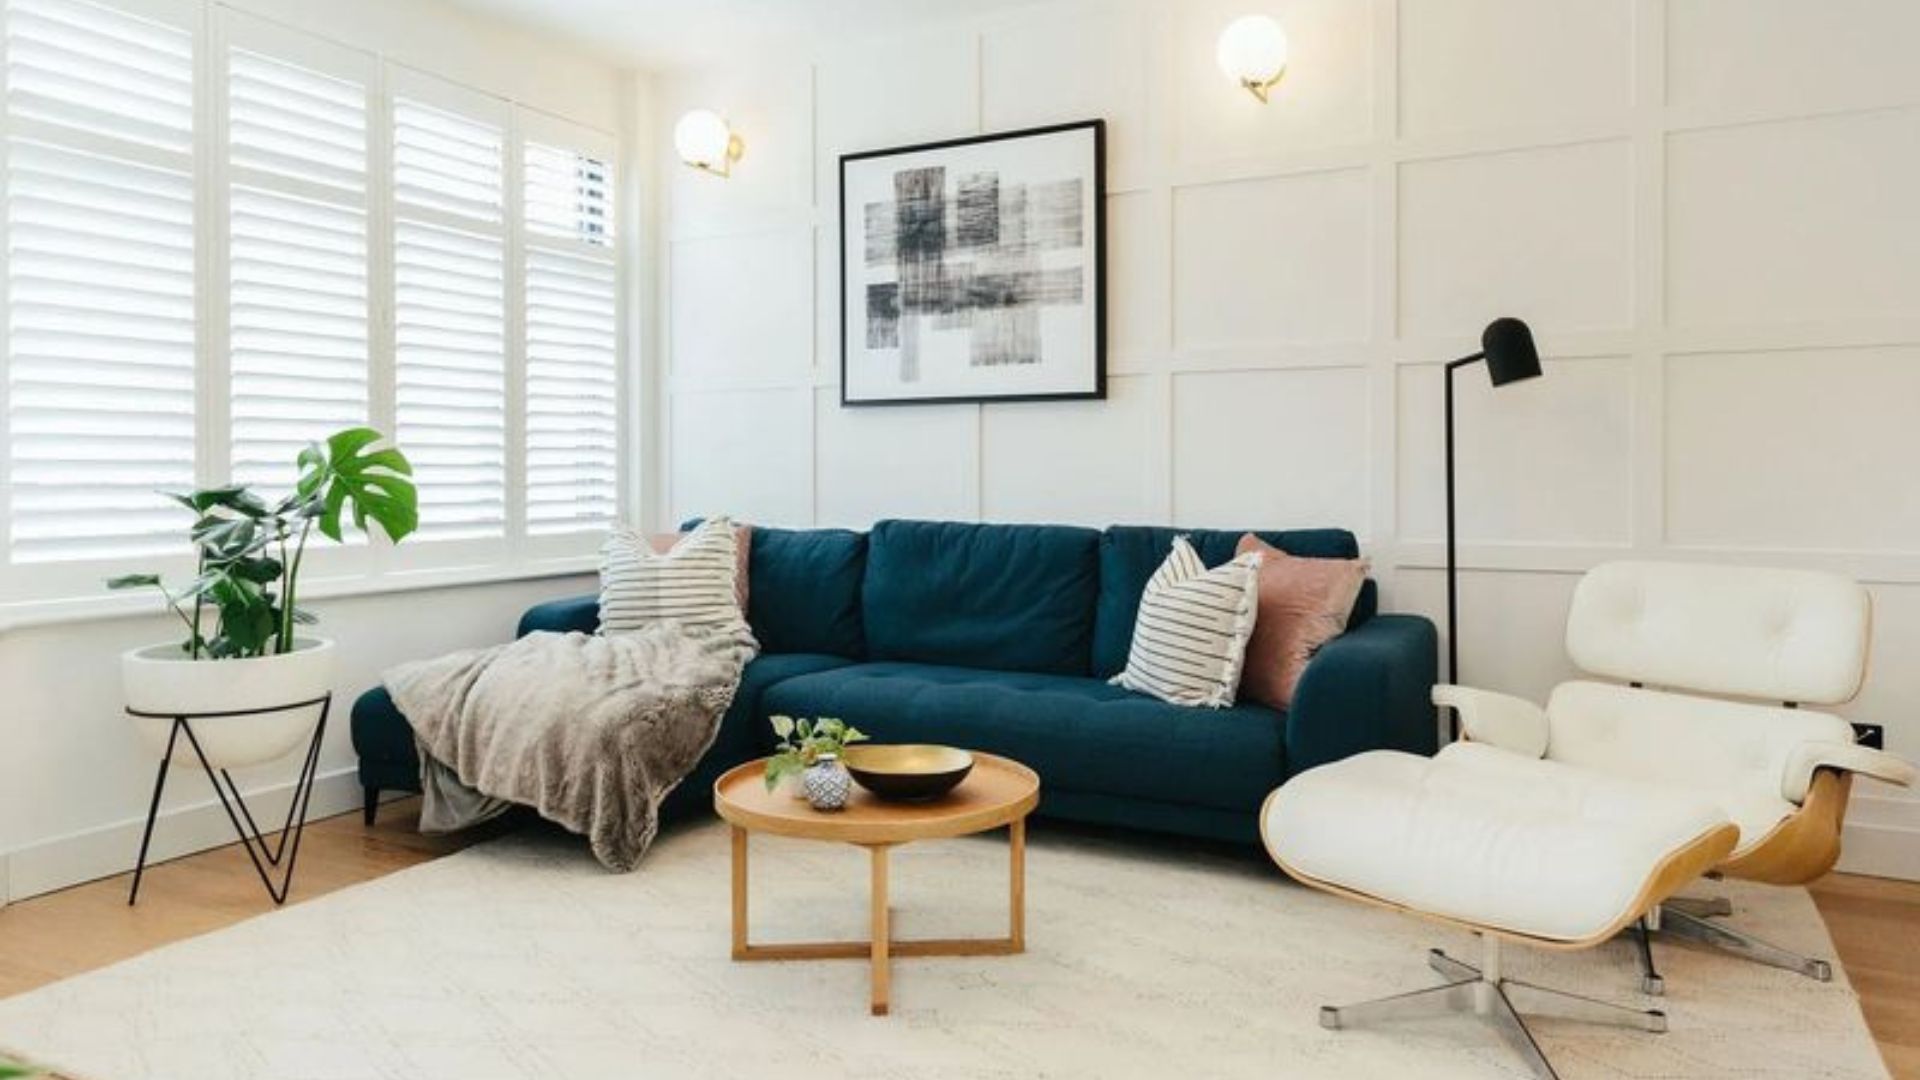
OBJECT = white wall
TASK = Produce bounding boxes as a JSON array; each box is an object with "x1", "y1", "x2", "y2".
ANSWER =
[
  {"x1": 0, "y1": 0, "x2": 626, "y2": 902},
  {"x1": 654, "y1": 0, "x2": 1920, "y2": 878}
]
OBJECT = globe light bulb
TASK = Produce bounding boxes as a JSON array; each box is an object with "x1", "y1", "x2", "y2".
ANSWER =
[{"x1": 1216, "y1": 15, "x2": 1289, "y2": 103}]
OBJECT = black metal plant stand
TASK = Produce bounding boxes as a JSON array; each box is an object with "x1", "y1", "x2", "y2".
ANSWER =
[{"x1": 126, "y1": 693, "x2": 332, "y2": 907}]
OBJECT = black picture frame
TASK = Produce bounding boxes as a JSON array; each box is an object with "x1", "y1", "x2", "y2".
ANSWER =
[{"x1": 838, "y1": 119, "x2": 1107, "y2": 407}]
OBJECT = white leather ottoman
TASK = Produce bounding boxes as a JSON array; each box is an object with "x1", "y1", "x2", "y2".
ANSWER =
[{"x1": 1262, "y1": 742, "x2": 1738, "y2": 1080}]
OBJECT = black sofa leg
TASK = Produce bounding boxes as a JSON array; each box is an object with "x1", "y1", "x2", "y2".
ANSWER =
[{"x1": 362, "y1": 785, "x2": 379, "y2": 826}]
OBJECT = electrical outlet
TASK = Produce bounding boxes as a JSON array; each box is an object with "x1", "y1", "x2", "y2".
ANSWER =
[{"x1": 1852, "y1": 722, "x2": 1884, "y2": 750}]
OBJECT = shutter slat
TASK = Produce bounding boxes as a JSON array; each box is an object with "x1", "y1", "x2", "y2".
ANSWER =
[{"x1": 6, "y1": 0, "x2": 194, "y2": 567}]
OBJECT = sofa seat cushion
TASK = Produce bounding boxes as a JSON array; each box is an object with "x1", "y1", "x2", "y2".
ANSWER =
[
  {"x1": 759, "y1": 661, "x2": 1287, "y2": 812},
  {"x1": 1094, "y1": 526, "x2": 1365, "y2": 679},
  {"x1": 863, "y1": 520, "x2": 1100, "y2": 676}
]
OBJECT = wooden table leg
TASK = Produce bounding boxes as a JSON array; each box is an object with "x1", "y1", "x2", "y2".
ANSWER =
[
  {"x1": 1010, "y1": 817, "x2": 1026, "y2": 953},
  {"x1": 871, "y1": 843, "x2": 890, "y2": 1016},
  {"x1": 731, "y1": 826, "x2": 748, "y2": 960}
]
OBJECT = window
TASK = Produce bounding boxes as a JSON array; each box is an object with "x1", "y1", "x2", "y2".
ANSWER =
[
  {"x1": 0, "y1": 0, "x2": 623, "y2": 606},
  {"x1": 392, "y1": 92, "x2": 507, "y2": 543},
  {"x1": 227, "y1": 44, "x2": 369, "y2": 487},
  {"x1": 523, "y1": 136, "x2": 617, "y2": 536},
  {"x1": 4, "y1": 0, "x2": 196, "y2": 565}
]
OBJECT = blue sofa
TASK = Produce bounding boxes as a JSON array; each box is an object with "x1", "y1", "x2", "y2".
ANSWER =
[{"x1": 351, "y1": 519, "x2": 1438, "y2": 845}]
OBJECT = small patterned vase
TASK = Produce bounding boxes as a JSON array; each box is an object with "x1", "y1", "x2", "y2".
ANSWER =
[{"x1": 804, "y1": 754, "x2": 852, "y2": 811}]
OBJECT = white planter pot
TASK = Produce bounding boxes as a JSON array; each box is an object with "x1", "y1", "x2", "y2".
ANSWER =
[{"x1": 123, "y1": 637, "x2": 336, "y2": 769}]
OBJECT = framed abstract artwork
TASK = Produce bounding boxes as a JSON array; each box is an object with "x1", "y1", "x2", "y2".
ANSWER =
[{"x1": 839, "y1": 119, "x2": 1105, "y2": 406}]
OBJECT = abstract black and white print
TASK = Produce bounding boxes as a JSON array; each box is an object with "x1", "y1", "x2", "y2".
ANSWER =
[{"x1": 841, "y1": 121, "x2": 1104, "y2": 404}]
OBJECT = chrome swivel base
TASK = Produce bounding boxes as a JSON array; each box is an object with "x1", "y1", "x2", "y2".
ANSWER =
[
  {"x1": 1320, "y1": 937, "x2": 1666, "y2": 1080},
  {"x1": 1634, "y1": 896, "x2": 1832, "y2": 996}
]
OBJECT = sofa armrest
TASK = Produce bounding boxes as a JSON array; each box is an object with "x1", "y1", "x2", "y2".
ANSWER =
[
  {"x1": 516, "y1": 594, "x2": 601, "y2": 638},
  {"x1": 1432, "y1": 684, "x2": 1549, "y2": 758},
  {"x1": 1284, "y1": 614, "x2": 1438, "y2": 774},
  {"x1": 1781, "y1": 740, "x2": 1917, "y2": 803}
]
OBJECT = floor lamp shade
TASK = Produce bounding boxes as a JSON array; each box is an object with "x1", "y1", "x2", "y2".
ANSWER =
[
  {"x1": 1443, "y1": 317, "x2": 1542, "y2": 735},
  {"x1": 1481, "y1": 318, "x2": 1542, "y2": 387}
]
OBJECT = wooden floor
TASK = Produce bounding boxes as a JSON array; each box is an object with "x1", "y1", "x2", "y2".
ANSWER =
[{"x1": 0, "y1": 798, "x2": 1914, "y2": 1078}]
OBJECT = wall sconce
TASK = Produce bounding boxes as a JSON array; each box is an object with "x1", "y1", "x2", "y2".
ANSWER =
[
  {"x1": 1216, "y1": 14, "x2": 1288, "y2": 103},
  {"x1": 674, "y1": 109, "x2": 743, "y2": 177}
]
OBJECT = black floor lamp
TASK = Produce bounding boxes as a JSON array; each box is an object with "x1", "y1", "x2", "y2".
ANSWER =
[{"x1": 1444, "y1": 317, "x2": 1542, "y2": 735}]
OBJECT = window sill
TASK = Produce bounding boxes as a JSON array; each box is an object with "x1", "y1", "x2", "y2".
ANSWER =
[{"x1": 0, "y1": 555, "x2": 600, "y2": 636}]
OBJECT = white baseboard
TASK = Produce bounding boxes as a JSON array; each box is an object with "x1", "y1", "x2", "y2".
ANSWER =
[
  {"x1": 1837, "y1": 793, "x2": 1920, "y2": 882},
  {"x1": 1, "y1": 767, "x2": 373, "y2": 904}
]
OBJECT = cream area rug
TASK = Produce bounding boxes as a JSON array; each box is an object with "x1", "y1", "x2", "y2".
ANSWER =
[{"x1": 0, "y1": 819, "x2": 1889, "y2": 1080}]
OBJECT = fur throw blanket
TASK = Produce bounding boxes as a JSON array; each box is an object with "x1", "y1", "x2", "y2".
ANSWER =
[{"x1": 385, "y1": 626, "x2": 755, "y2": 871}]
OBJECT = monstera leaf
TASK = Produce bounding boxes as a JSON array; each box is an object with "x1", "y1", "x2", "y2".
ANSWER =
[{"x1": 296, "y1": 427, "x2": 417, "y2": 543}]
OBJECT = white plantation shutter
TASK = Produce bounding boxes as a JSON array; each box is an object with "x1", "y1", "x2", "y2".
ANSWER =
[
  {"x1": 525, "y1": 247, "x2": 615, "y2": 533},
  {"x1": 5, "y1": 0, "x2": 194, "y2": 153},
  {"x1": 524, "y1": 140, "x2": 610, "y2": 246},
  {"x1": 395, "y1": 219, "x2": 505, "y2": 540},
  {"x1": 523, "y1": 137, "x2": 616, "y2": 536},
  {"x1": 394, "y1": 98, "x2": 501, "y2": 223},
  {"x1": 226, "y1": 45, "x2": 368, "y2": 487},
  {"x1": 392, "y1": 90, "x2": 506, "y2": 542},
  {"x1": 4, "y1": 0, "x2": 195, "y2": 564}
]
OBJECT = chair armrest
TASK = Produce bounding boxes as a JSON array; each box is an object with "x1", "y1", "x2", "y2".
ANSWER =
[
  {"x1": 1285, "y1": 614, "x2": 1439, "y2": 774},
  {"x1": 1781, "y1": 741, "x2": 1918, "y2": 803},
  {"x1": 516, "y1": 594, "x2": 600, "y2": 638},
  {"x1": 1432, "y1": 684, "x2": 1549, "y2": 759}
]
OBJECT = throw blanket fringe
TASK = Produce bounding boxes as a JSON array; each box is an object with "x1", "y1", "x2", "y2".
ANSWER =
[{"x1": 385, "y1": 626, "x2": 755, "y2": 871}]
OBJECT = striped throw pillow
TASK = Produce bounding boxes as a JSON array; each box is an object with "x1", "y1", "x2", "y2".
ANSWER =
[
  {"x1": 1110, "y1": 536, "x2": 1262, "y2": 708},
  {"x1": 599, "y1": 516, "x2": 753, "y2": 642}
]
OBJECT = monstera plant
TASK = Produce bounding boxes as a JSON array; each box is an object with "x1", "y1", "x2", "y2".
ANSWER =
[{"x1": 110, "y1": 428, "x2": 417, "y2": 769}]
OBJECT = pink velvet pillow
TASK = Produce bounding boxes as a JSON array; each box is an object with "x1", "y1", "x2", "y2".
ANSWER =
[
  {"x1": 649, "y1": 524, "x2": 752, "y2": 613},
  {"x1": 1235, "y1": 534, "x2": 1369, "y2": 709}
]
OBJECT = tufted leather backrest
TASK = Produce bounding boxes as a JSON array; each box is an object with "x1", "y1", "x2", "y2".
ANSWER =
[{"x1": 1566, "y1": 561, "x2": 1870, "y2": 705}]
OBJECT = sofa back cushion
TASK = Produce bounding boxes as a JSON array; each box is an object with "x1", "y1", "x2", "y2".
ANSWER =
[
  {"x1": 745, "y1": 526, "x2": 868, "y2": 658},
  {"x1": 863, "y1": 519, "x2": 1101, "y2": 675},
  {"x1": 1093, "y1": 526, "x2": 1364, "y2": 679}
]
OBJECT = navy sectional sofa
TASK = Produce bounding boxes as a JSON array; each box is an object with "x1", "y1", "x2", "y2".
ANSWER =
[{"x1": 352, "y1": 519, "x2": 1438, "y2": 845}]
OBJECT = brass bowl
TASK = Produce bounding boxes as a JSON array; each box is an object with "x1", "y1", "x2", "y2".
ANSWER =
[{"x1": 842, "y1": 744, "x2": 975, "y2": 802}]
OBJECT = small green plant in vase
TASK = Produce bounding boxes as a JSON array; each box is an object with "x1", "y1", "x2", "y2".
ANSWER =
[{"x1": 765, "y1": 715, "x2": 867, "y2": 798}]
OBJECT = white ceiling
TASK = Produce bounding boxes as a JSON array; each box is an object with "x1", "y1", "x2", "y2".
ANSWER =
[{"x1": 438, "y1": 0, "x2": 1059, "y2": 70}]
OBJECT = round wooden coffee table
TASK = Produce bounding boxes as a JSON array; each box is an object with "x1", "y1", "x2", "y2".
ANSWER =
[{"x1": 713, "y1": 752, "x2": 1040, "y2": 1016}]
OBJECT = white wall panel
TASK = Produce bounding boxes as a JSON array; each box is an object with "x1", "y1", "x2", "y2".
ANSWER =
[
  {"x1": 815, "y1": 393, "x2": 976, "y2": 529},
  {"x1": 1173, "y1": 169, "x2": 1371, "y2": 347},
  {"x1": 1171, "y1": 367, "x2": 1370, "y2": 533},
  {"x1": 982, "y1": 375, "x2": 1161, "y2": 526},
  {"x1": 1665, "y1": 347, "x2": 1920, "y2": 552},
  {"x1": 669, "y1": 388, "x2": 813, "y2": 525},
  {"x1": 1666, "y1": 109, "x2": 1920, "y2": 327},
  {"x1": 669, "y1": 229, "x2": 814, "y2": 385},
  {"x1": 815, "y1": 29, "x2": 977, "y2": 205},
  {"x1": 1667, "y1": 0, "x2": 1920, "y2": 118},
  {"x1": 1397, "y1": 357, "x2": 1634, "y2": 544},
  {"x1": 982, "y1": 1, "x2": 1154, "y2": 189},
  {"x1": 1399, "y1": 0, "x2": 1632, "y2": 137},
  {"x1": 1399, "y1": 140, "x2": 1634, "y2": 337},
  {"x1": 1106, "y1": 192, "x2": 1170, "y2": 360},
  {"x1": 1170, "y1": 0, "x2": 1373, "y2": 169},
  {"x1": 1395, "y1": 567, "x2": 1583, "y2": 702}
]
